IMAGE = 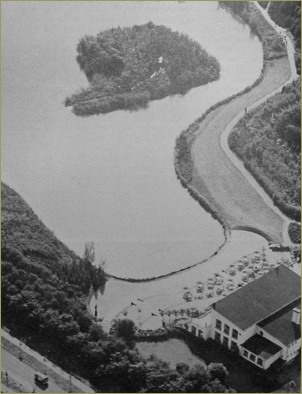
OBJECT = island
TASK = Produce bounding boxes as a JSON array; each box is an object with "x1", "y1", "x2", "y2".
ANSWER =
[{"x1": 65, "y1": 22, "x2": 220, "y2": 116}]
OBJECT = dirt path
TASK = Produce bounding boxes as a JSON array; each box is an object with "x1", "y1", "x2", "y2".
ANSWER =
[
  {"x1": 190, "y1": 2, "x2": 299, "y2": 244},
  {"x1": 191, "y1": 51, "x2": 291, "y2": 242},
  {"x1": 192, "y1": 53, "x2": 291, "y2": 242},
  {"x1": 218, "y1": 1, "x2": 298, "y2": 245}
]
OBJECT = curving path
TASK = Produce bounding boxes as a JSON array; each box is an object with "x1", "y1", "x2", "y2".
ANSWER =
[
  {"x1": 191, "y1": 5, "x2": 295, "y2": 243},
  {"x1": 220, "y1": 1, "x2": 299, "y2": 245}
]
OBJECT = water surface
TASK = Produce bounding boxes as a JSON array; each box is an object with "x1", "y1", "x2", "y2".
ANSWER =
[{"x1": 2, "y1": 1, "x2": 263, "y2": 278}]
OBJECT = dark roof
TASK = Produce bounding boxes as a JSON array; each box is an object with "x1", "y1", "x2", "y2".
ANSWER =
[
  {"x1": 212, "y1": 265, "x2": 301, "y2": 330},
  {"x1": 242, "y1": 334, "x2": 282, "y2": 360},
  {"x1": 258, "y1": 300, "x2": 301, "y2": 346}
]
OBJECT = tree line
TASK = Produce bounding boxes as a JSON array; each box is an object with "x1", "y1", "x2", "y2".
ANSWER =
[
  {"x1": 268, "y1": 1, "x2": 301, "y2": 74},
  {"x1": 1, "y1": 183, "x2": 106, "y2": 293},
  {"x1": 220, "y1": 2, "x2": 287, "y2": 61},
  {"x1": 2, "y1": 251, "x2": 236, "y2": 392},
  {"x1": 2, "y1": 183, "x2": 236, "y2": 392},
  {"x1": 229, "y1": 80, "x2": 300, "y2": 222},
  {"x1": 65, "y1": 22, "x2": 220, "y2": 115}
]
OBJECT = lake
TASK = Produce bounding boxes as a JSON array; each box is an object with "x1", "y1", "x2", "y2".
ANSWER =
[{"x1": 3, "y1": 1, "x2": 262, "y2": 279}]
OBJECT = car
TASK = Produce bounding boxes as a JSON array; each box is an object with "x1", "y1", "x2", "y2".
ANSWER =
[{"x1": 34, "y1": 372, "x2": 48, "y2": 386}]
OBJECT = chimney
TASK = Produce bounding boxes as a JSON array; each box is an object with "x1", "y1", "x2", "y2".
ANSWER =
[{"x1": 292, "y1": 308, "x2": 301, "y2": 325}]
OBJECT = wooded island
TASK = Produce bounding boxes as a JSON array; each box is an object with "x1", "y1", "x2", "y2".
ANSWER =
[{"x1": 65, "y1": 23, "x2": 220, "y2": 116}]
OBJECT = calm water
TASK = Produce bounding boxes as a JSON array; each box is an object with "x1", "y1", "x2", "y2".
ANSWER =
[{"x1": 3, "y1": 1, "x2": 262, "y2": 278}]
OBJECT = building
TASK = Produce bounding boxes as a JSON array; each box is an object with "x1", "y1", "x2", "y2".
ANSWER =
[{"x1": 182, "y1": 265, "x2": 301, "y2": 370}]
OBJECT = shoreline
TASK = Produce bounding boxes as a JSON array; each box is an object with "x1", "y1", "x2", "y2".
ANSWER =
[
  {"x1": 182, "y1": 4, "x2": 293, "y2": 244},
  {"x1": 105, "y1": 2, "x2": 293, "y2": 284},
  {"x1": 108, "y1": 235, "x2": 229, "y2": 283},
  {"x1": 190, "y1": 57, "x2": 290, "y2": 242}
]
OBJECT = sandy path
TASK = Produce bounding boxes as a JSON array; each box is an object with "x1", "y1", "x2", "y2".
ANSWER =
[
  {"x1": 191, "y1": 55, "x2": 291, "y2": 243},
  {"x1": 191, "y1": 2, "x2": 299, "y2": 243}
]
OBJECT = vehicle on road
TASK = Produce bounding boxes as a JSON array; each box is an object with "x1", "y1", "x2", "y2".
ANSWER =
[{"x1": 34, "y1": 372, "x2": 48, "y2": 386}]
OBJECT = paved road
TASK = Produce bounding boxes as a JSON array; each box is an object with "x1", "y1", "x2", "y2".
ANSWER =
[
  {"x1": 1, "y1": 330, "x2": 94, "y2": 393},
  {"x1": 1, "y1": 348, "x2": 63, "y2": 393}
]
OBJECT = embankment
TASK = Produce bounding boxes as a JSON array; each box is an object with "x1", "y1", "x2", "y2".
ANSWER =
[
  {"x1": 175, "y1": 2, "x2": 291, "y2": 243},
  {"x1": 108, "y1": 236, "x2": 227, "y2": 283}
]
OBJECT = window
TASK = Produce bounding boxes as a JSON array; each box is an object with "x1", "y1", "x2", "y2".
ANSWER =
[
  {"x1": 257, "y1": 358, "x2": 263, "y2": 367},
  {"x1": 250, "y1": 354, "x2": 256, "y2": 362},
  {"x1": 243, "y1": 349, "x2": 248, "y2": 358},
  {"x1": 231, "y1": 341, "x2": 237, "y2": 351},
  {"x1": 216, "y1": 319, "x2": 222, "y2": 330},
  {"x1": 198, "y1": 330, "x2": 203, "y2": 337},
  {"x1": 184, "y1": 324, "x2": 189, "y2": 331},
  {"x1": 223, "y1": 337, "x2": 228, "y2": 347},
  {"x1": 215, "y1": 332, "x2": 221, "y2": 342},
  {"x1": 191, "y1": 326, "x2": 196, "y2": 335},
  {"x1": 232, "y1": 329, "x2": 238, "y2": 340},
  {"x1": 224, "y1": 324, "x2": 230, "y2": 335}
]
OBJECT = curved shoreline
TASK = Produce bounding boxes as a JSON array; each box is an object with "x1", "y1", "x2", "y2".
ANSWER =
[
  {"x1": 220, "y1": 1, "x2": 299, "y2": 246},
  {"x1": 107, "y1": 235, "x2": 228, "y2": 283},
  {"x1": 185, "y1": 3, "x2": 293, "y2": 244},
  {"x1": 105, "y1": 2, "x2": 292, "y2": 284}
]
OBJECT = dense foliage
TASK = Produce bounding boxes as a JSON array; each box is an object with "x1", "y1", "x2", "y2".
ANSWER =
[
  {"x1": 268, "y1": 1, "x2": 301, "y2": 74},
  {"x1": 65, "y1": 22, "x2": 220, "y2": 116},
  {"x1": 288, "y1": 222, "x2": 301, "y2": 244},
  {"x1": 2, "y1": 255, "x2": 235, "y2": 392},
  {"x1": 175, "y1": 132, "x2": 193, "y2": 182},
  {"x1": 1, "y1": 183, "x2": 106, "y2": 293},
  {"x1": 220, "y1": 2, "x2": 287, "y2": 61},
  {"x1": 229, "y1": 80, "x2": 301, "y2": 221},
  {"x1": 1, "y1": 183, "x2": 234, "y2": 392}
]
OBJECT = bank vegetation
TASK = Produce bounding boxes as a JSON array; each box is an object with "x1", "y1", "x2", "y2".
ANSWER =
[{"x1": 65, "y1": 23, "x2": 220, "y2": 116}]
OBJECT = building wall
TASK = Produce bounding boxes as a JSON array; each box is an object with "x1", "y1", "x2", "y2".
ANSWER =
[
  {"x1": 185, "y1": 308, "x2": 301, "y2": 369},
  {"x1": 210, "y1": 310, "x2": 302, "y2": 369},
  {"x1": 284, "y1": 338, "x2": 301, "y2": 362},
  {"x1": 240, "y1": 345, "x2": 282, "y2": 370},
  {"x1": 256, "y1": 325, "x2": 301, "y2": 362},
  {"x1": 263, "y1": 350, "x2": 283, "y2": 370},
  {"x1": 210, "y1": 309, "x2": 257, "y2": 349},
  {"x1": 182, "y1": 315, "x2": 212, "y2": 340}
]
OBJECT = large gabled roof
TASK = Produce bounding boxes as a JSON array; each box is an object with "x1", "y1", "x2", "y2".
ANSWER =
[
  {"x1": 258, "y1": 299, "x2": 301, "y2": 346},
  {"x1": 212, "y1": 265, "x2": 300, "y2": 330}
]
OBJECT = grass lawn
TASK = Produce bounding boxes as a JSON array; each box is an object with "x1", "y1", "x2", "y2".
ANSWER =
[
  {"x1": 136, "y1": 338, "x2": 205, "y2": 368},
  {"x1": 191, "y1": 57, "x2": 291, "y2": 243}
]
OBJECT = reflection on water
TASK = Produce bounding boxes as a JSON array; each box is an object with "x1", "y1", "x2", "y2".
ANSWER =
[{"x1": 3, "y1": 2, "x2": 262, "y2": 278}]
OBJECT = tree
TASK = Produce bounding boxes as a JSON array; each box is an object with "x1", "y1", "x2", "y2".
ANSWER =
[
  {"x1": 83, "y1": 242, "x2": 95, "y2": 264},
  {"x1": 208, "y1": 363, "x2": 229, "y2": 385},
  {"x1": 110, "y1": 319, "x2": 137, "y2": 342},
  {"x1": 176, "y1": 362, "x2": 190, "y2": 375},
  {"x1": 89, "y1": 323, "x2": 105, "y2": 342},
  {"x1": 182, "y1": 364, "x2": 210, "y2": 392}
]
